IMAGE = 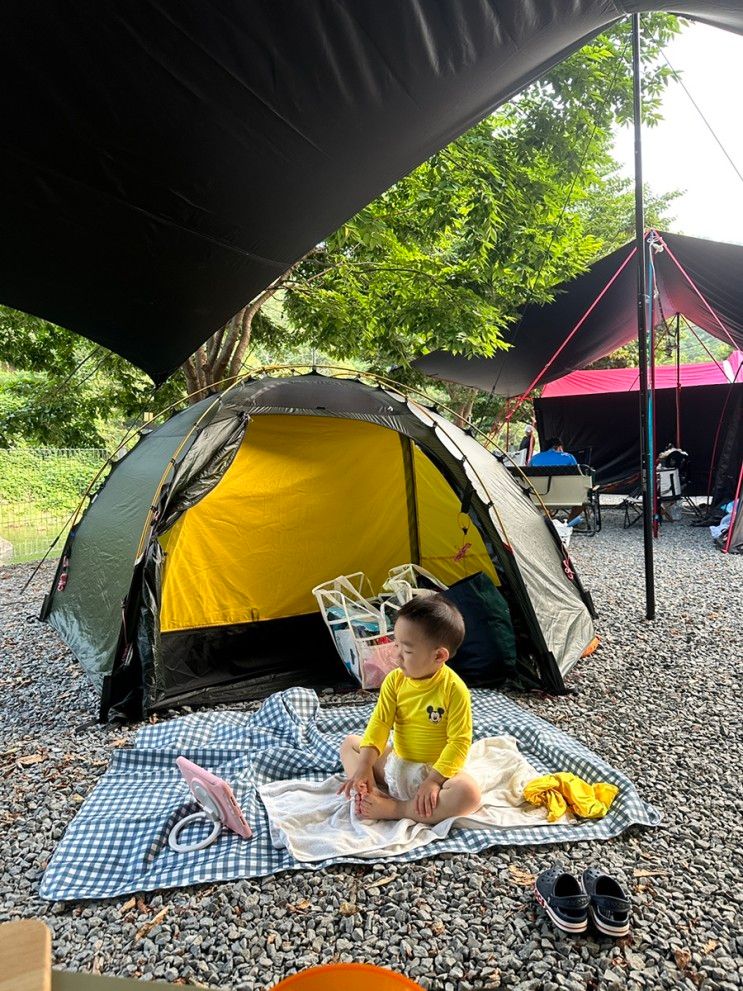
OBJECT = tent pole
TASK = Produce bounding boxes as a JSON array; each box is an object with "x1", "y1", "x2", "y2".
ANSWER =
[
  {"x1": 675, "y1": 312, "x2": 681, "y2": 449},
  {"x1": 722, "y1": 461, "x2": 743, "y2": 554},
  {"x1": 649, "y1": 251, "x2": 658, "y2": 538},
  {"x1": 632, "y1": 13, "x2": 656, "y2": 620}
]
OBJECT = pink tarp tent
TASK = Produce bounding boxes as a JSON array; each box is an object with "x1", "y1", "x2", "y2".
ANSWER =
[{"x1": 541, "y1": 352, "x2": 743, "y2": 399}]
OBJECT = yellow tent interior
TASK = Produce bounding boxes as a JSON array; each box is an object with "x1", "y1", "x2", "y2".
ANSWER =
[{"x1": 159, "y1": 415, "x2": 497, "y2": 635}]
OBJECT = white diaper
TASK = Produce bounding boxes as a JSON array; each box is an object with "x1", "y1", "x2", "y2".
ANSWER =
[{"x1": 383, "y1": 751, "x2": 431, "y2": 801}]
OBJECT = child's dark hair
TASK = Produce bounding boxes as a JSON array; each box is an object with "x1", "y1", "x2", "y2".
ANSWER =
[{"x1": 396, "y1": 593, "x2": 465, "y2": 657}]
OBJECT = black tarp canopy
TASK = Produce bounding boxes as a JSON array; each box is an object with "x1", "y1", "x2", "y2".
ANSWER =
[
  {"x1": 2, "y1": 3, "x2": 743, "y2": 382},
  {"x1": 413, "y1": 231, "x2": 743, "y2": 398}
]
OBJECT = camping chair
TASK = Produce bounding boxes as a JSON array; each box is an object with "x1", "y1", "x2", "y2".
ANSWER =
[
  {"x1": 570, "y1": 466, "x2": 602, "y2": 535},
  {"x1": 657, "y1": 448, "x2": 704, "y2": 521},
  {"x1": 507, "y1": 448, "x2": 528, "y2": 467},
  {"x1": 509, "y1": 464, "x2": 602, "y2": 536},
  {"x1": 623, "y1": 475, "x2": 677, "y2": 528},
  {"x1": 658, "y1": 466, "x2": 683, "y2": 522},
  {"x1": 623, "y1": 451, "x2": 700, "y2": 529},
  {"x1": 622, "y1": 492, "x2": 644, "y2": 529}
]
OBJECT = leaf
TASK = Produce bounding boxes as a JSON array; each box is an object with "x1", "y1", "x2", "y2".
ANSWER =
[
  {"x1": 633, "y1": 869, "x2": 668, "y2": 878},
  {"x1": 287, "y1": 899, "x2": 311, "y2": 914},
  {"x1": 135, "y1": 906, "x2": 169, "y2": 942},
  {"x1": 17, "y1": 753, "x2": 45, "y2": 766},
  {"x1": 366, "y1": 875, "x2": 395, "y2": 889},
  {"x1": 674, "y1": 948, "x2": 692, "y2": 971},
  {"x1": 339, "y1": 901, "x2": 358, "y2": 917},
  {"x1": 508, "y1": 865, "x2": 536, "y2": 886},
  {"x1": 702, "y1": 939, "x2": 718, "y2": 953},
  {"x1": 431, "y1": 920, "x2": 445, "y2": 936},
  {"x1": 120, "y1": 897, "x2": 136, "y2": 913}
]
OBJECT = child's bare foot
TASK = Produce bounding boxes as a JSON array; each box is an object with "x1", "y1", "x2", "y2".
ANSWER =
[
  {"x1": 353, "y1": 783, "x2": 387, "y2": 816},
  {"x1": 358, "y1": 790, "x2": 404, "y2": 821},
  {"x1": 352, "y1": 781, "x2": 368, "y2": 817}
]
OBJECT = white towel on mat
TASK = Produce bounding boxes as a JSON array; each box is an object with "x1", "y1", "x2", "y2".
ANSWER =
[{"x1": 259, "y1": 735, "x2": 557, "y2": 863}]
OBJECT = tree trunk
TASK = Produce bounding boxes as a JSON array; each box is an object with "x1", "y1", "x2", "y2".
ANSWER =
[
  {"x1": 455, "y1": 395, "x2": 475, "y2": 428},
  {"x1": 182, "y1": 303, "x2": 260, "y2": 402},
  {"x1": 181, "y1": 255, "x2": 309, "y2": 403},
  {"x1": 445, "y1": 384, "x2": 477, "y2": 429}
]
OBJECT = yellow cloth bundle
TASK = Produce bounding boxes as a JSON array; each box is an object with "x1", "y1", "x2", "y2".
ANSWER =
[{"x1": 523, "y1": 772, "x2": 619, "y2": 822}]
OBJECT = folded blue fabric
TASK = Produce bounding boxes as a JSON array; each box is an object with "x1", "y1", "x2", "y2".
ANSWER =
[{"x1": 40, "y1": 688, "x2": 661, "y2": 901}]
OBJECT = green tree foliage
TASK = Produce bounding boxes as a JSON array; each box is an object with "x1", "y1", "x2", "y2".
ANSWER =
[
  {"x1": 0, "y1": 447, "x2": 106, "y2": 513},
  {"x1": 577, "y1": 172, "x2": 681, "y2": 254},
  {"x1": 589, "y1": 322, "x2": 732, "y2": 371},
  {"x1": 0, "y1": 307, "x2": 185, "y2": 448}
]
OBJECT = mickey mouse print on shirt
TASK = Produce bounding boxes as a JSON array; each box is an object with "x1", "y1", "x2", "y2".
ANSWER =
[{"x1": 426, "y1": 705, "x2": 445, "y2": 723}]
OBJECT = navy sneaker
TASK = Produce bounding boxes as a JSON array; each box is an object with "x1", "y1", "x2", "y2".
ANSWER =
[
  {"x1": 581, "y1": 867, "x2": 631, "y2": 937},
  {"x1": 534, "y1": 866, "x2": 590, "y2": 934}
]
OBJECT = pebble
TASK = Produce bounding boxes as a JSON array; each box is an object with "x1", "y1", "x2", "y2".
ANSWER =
[{"x1": 1, "y1": 508, "x2": 742, "y2": 989}]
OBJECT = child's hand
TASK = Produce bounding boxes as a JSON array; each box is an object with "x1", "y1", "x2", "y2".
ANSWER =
[
  {"x1": 414, "y1": 778, "x2": 442, "y2": 818},
  {"x1": 337, "y1": 768, "x2": 376, "y2": 801}
]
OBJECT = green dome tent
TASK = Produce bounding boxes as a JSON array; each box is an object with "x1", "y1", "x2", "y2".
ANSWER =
[{"x1": 41, "y1": 374, "x2": 596, "y2": 720}]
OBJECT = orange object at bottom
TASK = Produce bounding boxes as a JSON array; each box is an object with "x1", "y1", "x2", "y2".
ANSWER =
[
  {"x1": 581, "y1": 636, "x2": 600, "y2": 658},
  {"x1": 272, "y1": 963, "x2": 424, "y2": 990}
]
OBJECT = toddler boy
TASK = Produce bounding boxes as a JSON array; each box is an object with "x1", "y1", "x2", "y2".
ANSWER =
[{"x1": 338, "y1": 594, "x2": 481, "y2": 824}]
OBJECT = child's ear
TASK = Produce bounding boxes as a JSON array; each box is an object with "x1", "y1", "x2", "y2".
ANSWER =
[{"x1": 435, "y1": 646, "x2": 450, "y2": 664}]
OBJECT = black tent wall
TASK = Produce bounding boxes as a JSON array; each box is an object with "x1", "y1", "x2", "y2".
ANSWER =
[
  {"x1": 710, "y1": 387, "x2": 743, "y2": 507},
  {"x1": 535, "y1": 382, "x2": 742, "y2": 496}
]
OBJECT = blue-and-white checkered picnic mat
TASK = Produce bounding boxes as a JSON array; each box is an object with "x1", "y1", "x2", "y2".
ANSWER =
[{"x1": 40, "y1": 688, "x2": 661, "y2": 901}]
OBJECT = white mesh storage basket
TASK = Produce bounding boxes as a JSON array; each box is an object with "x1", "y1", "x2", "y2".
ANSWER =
[{"x1": 312, "y1": 573, "x2": 400, "y2": 689}]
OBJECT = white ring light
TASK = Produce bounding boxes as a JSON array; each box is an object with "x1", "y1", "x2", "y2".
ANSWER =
[{"x1": 168, "y1": 780, "x2": 224, "y2": 853}]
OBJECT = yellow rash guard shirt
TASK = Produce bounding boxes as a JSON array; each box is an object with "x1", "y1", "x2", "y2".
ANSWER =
[{"x1": 360, "y1": 665, "x2": 472, "y2": 779}]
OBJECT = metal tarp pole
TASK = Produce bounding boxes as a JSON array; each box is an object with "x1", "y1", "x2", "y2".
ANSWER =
[
  {"x1": 632, "y1": 13, "x2": 656, "y2": 619},
  {"x1": 675, "y1": 312, "x2": 682, "y2": 448},
  {"x1": 649, "y1": 251, "x2": 658, "y2": 537}
]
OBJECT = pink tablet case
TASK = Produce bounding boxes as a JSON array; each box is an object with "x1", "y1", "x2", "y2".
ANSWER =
[{"x1": 176, "y1": 756, "x2": 252, "y2": 839}]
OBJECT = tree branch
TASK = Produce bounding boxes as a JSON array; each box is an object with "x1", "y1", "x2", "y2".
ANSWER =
[
  {"x1": 227, "y1": 305, "x2": 258, "y2": 380},
  {"x1": 211, "y1": 313, "x2": 242, "y2": 385},
  {"x1": 183, "y1": 356, "x2": 200, "y2": 399},
  {"x1": 206, "y1": 324, "x2": 226, "y2": 366}
]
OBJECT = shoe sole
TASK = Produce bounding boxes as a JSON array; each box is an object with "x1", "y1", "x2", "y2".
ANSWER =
[
  {"x1": 534, "y1": 885, "x2": 588, "y2": 933},
  {"x1": 589, "y1": 906, "x2": 630, "y2": 937}
]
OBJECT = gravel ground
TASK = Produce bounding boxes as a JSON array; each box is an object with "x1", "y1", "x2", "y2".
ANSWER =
[{"x1": 1, "y1": 506, "x2": 742, "y2": 991}]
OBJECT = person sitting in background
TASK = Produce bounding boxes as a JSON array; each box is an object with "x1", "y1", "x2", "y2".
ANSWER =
[
  {"x1": 529, "y1": 437, "x2": 583, "y2": 525},
  {"x1": 529, "y1": 436, "x2": 578, "y2": 468},
  {"x1": 519, "y1": 424, "x2": 534, "y2": 453}
]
